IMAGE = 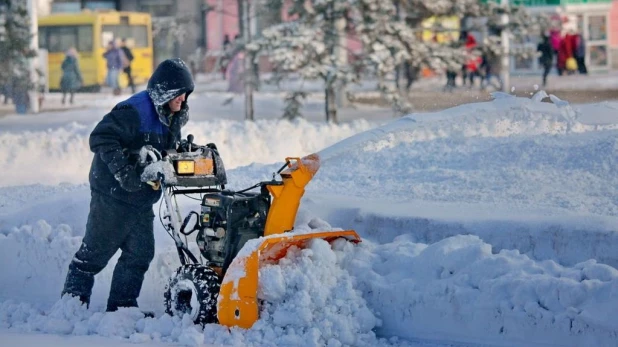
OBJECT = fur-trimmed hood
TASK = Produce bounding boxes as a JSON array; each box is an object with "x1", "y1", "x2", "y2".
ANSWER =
[{"x1": 147, "y1": 58, "x2": 194, "y2": 127}]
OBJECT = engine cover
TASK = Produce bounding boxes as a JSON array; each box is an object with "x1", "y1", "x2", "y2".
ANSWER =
[{"x1": 196, "y1": 189, "x2": 270, "y2": 274}]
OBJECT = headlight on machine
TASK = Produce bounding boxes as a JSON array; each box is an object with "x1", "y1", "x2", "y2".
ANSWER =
[{"x1": 175, "y1": 160, "x2": 195, "y2": 175}]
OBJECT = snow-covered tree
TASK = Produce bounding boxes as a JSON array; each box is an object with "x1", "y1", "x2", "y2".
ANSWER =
[
  {"x1": 282, "y1": 91, "x2": 307, "y2": 120},
  {"x1": 253, "y1": 0, "x2": 361, "y2": 123},
  {"x1": 478, "y1": 2, "x2": 549, "y2": 59},
  {"x1": 252, "y1": 0, "x2": 468, "y2": 120},
  {"x1": 254, "y1": 0, "x2": 545, "y2": 121},
  {"x1": 152, "y1": 14, "x2": 197, "y2": 46},
  {"x1": 378, "y1": 0, "x2": 547, "y2": 91},
  {"x1": 0, "y1": 0, "x2": 37, "y2": 106}
]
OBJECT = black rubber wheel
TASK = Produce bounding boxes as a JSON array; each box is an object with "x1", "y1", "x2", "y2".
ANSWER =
[{"x1": 164, "y1": 264, "x2": 221, "y2": 324}]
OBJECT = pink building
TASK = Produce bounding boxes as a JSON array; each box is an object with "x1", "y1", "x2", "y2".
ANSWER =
[
  {"x1": 205, "y1": 0, "x2": 241, "y2": 52},
  {"x1": 611, "y1": 0, "x2": 618, "y2": 68},
  {"x1": 202, "y1": 1, "x2": 362, "y2": 73}
]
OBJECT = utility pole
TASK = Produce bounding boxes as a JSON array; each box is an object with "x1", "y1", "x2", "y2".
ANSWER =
[
  {"x1": 500, "y1": 0, "x2": 510, "y2": 93},
  {"x1": 27, "y1": 0, "x2": 39, "y2": 113},
  {"x1": 242, "y1": 0, "x2": 254, "y2": 121},
  {"x1": 334, "y1": 16, "x2": 347, "y2": 108},
  {"x1": 218, "y1": 0, "x2": 224, "y2": 48}
]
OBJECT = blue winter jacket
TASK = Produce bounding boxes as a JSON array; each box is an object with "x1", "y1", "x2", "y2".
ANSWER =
[
  {"x1": 88, "y1": 58, "x2": 194, "y2": 209},
  {"x1": 103, "y1": 48, "x2": 123, "y2": 70}
]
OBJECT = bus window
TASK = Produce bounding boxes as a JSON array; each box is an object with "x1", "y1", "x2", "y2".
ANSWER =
[
  {"x1": 76, "y1": 26, "x2": 94, "y2": 51},
  {"x1": 38, "y1": 27, "x2": 48, "y2": 48},
  {"x1": 49, "y1": 27, "x2": 75, "y2": 53},
  {"x1": 101, "y1": 25, "x2": 148, "y2": 47},
  {"x1": 39, "y1": 26, "x2": 93, "y2": 53}
]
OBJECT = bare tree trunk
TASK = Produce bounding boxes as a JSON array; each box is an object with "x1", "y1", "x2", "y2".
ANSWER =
[
  {"x1": 241, "y1": 0, "x2": 254, "y2": 121},
  {"x1": 324, "y1": 2, "x2": 338, "y2": 123},
  {"x1": 325, "y1": 84, "x2": 337, "y2": 123},
  {"x1": 237, "y1": 0, "x2": 244, "y2": 35}
]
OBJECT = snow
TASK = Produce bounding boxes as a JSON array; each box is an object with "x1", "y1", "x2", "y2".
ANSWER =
[{"x1": 1, "y1": 90, "x2": 618, "y2": 346}]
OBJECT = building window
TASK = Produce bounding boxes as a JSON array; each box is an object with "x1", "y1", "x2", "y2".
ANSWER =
[
  {"x1": 588, "y1": 45, "x2": 608, "y2": 67},
  {"x1": 138, "y1": 0, "x2": 175, "y2": 17},
  {"x1": 588, "y1": 15, "x2": 607, "y2": 41}
]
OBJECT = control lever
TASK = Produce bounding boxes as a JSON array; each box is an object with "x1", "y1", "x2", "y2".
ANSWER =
[{"x1": 187, "y1": 134, "x2": 194, "y2": 152}]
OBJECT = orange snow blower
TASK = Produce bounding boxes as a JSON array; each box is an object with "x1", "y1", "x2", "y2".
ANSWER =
[{"x1": 154, "y1": 135, "x2": 360, "y2": 328}]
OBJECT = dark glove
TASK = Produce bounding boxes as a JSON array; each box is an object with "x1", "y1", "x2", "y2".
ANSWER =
[
  {"x1": 206, "y1": 143, "x2": 219, "y2": 155},
  {"x1": 177, "y1": 138, "x2": 204, "y2": 153},
  {"x1": 114, "y1": 165, "x2": 143, "y2": 192}
]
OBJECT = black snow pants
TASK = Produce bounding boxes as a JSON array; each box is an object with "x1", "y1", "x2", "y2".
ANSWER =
[{"x1": 62, "y1": 191, "x2": 155, "y2": 311}]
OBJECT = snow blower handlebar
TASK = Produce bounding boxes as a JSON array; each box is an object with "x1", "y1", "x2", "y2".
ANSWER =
[{"x1": 155, "y1": 172, "x2": 200, "y2": 265}]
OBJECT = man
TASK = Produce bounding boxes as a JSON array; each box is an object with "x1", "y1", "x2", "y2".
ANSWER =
[
  {"x1": 574, "y1": 32, "x2": 587, "y2": 75},
  {"x1": 537, "y1": 35, "x2": 554, "y2": 87},
  {"x1": 480, "y1": 51, "x2": 503, "y2": 91},
  {"x1": 61, "y1": 58, "x2": 194, "y2": 313},
  {"x1": 103, "y1": 40, "x2": 123, "y2": 95},
  {"x1": 120, "y1": 38, "x2": 136, "y2": 93}
]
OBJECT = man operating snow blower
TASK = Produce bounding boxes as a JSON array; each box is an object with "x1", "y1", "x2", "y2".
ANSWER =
[{"x1": 61, "y1": 58, "x2": 194, "y2": 314}]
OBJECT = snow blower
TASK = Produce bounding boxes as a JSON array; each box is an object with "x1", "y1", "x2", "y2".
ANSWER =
[{"x1": 150, "y1": 135, "x2": 361, "y2": 329}]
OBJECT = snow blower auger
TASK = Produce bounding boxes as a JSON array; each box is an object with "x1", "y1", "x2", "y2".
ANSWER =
[{"x1": 153, "y1": 135, "x2": 361, "y2": 329}]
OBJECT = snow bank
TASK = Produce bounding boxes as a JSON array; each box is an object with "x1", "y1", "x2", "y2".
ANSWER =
[
  {"x1": 342, "y1": 234, "x2": 618, "y2": 347},
  {"x1": 306, "y1": 96, "x2": 618, "y2": 270},
  {"x1": 0, "y1": 219, "x2": 396, "y2": 347},
  {"x1": 303, "y1": 195, "x2": 618, "y2": 269},
  {"x1": 0, "y1": 118, "x2": 374, "y2": 188},
  {"x1": 3, "y1": 217, "x2": 617, "y2": 346},
  {"x1": 2, "y1": 93, "x2": 618, "y2": 346},
  {"x1": 0, "y1": 219, "x2": 178, "y2": 313},
  {"x1": 1, "y1": 297, "x2": 206, "y2": 345},
  {"x1": 204, "y1": 237, "x2": 388, "y2": 347}
]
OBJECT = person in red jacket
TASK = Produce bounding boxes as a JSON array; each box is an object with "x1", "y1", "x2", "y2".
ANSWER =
[
  {"x1": 462, "y1": 32, "x2": 481, "y2": 87},
  {"x1": 557, "y1": 31, "x2": 577, "y2": 75}
]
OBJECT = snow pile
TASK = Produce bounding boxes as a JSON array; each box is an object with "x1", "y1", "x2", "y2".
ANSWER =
[
  {"x1": 302, "y1": 95, "x2": 618, "y2": 274},
  {"x1": 0, "y1": 218, "x2": 180, "y2": 314},
  {"x1": 1, "y1": 297, "x2": 205, "y2": 346},
  {"x1": 204, "y1": 237, "x2": 386, "y2": 347},
  {"x1": 0, "y1": 221, "x2": 81, "y2": 305},
  {"x1": 343, "y1": 234, "x2": 618, "y2": 346},
  {"x1": 0, "y1": 220, "x2": 393, "y2": 347},
  {"x1": 0, "y1": 118, "x2": 375, "y2": 188},
  {"x1": 0, "y1": 123, "x2": 93, "y2": 188},
  {"x1": 318, "y1": 95, "x2": 618, "y2": 163}
]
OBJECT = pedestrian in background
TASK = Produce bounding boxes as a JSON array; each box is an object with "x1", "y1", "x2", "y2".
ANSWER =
[
  {"x1": 60, "y1": 47, "x2": 82, "y2": 105},
  {"x1": 103, "y1": 40, "x2": 124, "y2": 95},
  {"x1": 480, "y1": 51, "x2": 503, "y2": 91},
  {"x1": 549, "y1": 29, "x2": 562, "y2": 74},
  {"x1": 537, "y1": 35, "x2": 554, "y2": 86},
  {"x1": 120, "y1": 38, "x2": 136, "y2": 93},
  {"x1": 221, "y1": 34, "x2": 231, "y2": 80},
  {"x1": 574, "y1": 32, "x2": 587, "y2": 75},
  {"x1": 226, "y1": 51, "x2": 244, "y2": 93},
  {"x1": 2, "y1": 81, "x2": 11, "y2": 104}
]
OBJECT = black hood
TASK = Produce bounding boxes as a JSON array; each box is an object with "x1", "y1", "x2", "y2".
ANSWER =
[{"x1": 147, "y1": 58, "x2": 194, "y2": 126}]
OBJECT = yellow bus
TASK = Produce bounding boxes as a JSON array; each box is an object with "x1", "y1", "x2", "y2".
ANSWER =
[{"x1": 38, "y1": 10, "x2": 153, "y2": 92}]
